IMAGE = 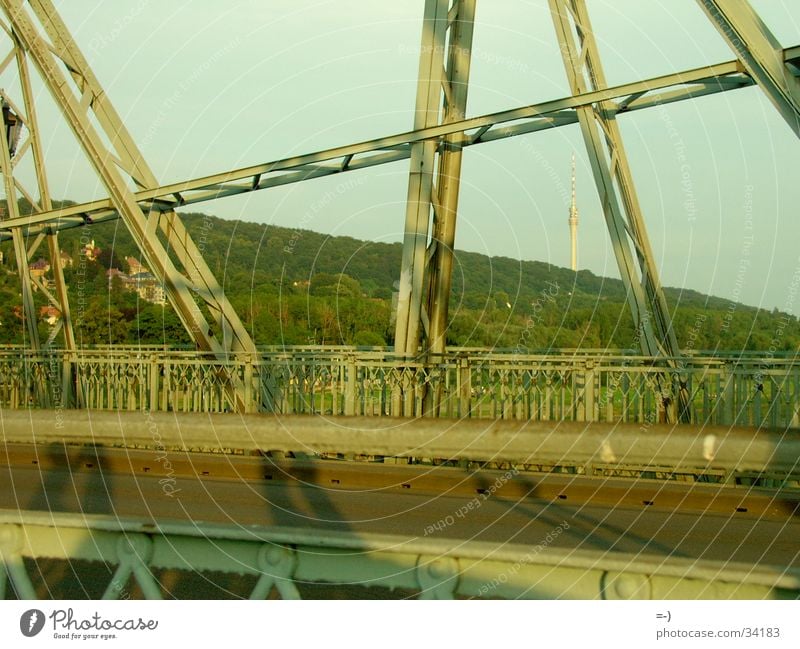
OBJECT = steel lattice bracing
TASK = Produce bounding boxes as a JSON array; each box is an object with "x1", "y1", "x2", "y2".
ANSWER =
[
  {"x1": 2, "y1": 515, "x2": 791, "y2": 600},
  {"x1": 0, "y1": 0, "x2": 257, "y2": 367},
  {"x1": 0, "y1": 32, "x2": 78, "y2": 405},
  {"x1": 3, "y1": 48, "x2": 795, "y2": 240},
  {"x1": 0, "y1": 107, "x2": 38, "y2": 351},
  {"x1": 0, "y1": 49, "x2": 76, "y2": 359},
  {"x1": 0, "y1": 1, "x2": 796, "y2": 412}
]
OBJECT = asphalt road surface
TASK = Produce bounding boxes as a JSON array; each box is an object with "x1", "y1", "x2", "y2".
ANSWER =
[{"x1": 1, "y1": 443, "x2": 798, "y2": 569}]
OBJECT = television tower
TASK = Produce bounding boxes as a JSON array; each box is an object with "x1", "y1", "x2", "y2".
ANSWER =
[{"x1": 568, "y1": 153, "x2": 579, "y2": 271}]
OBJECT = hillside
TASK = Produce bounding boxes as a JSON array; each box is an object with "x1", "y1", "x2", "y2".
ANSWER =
[{"x1": 1, "y1": 205, "x2": 798, "y2": 351}]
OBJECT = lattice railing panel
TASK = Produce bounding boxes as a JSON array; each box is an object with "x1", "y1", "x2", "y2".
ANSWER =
[{"x1": 0, "y1": 347, "x2": 797, "y2": 428}]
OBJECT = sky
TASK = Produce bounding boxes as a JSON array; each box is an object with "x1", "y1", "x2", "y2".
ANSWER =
[{"x1": 16, "y1": 1, "x2": 800, "y2": 315}]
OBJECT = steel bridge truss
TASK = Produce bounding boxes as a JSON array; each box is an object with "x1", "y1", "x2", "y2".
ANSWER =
[
  {"x1": 2, "y1": 411, "x2": 798, "y2": 599},
  {"x1": 0, "y1": 1, "x2": 797, "y2": 413},
  {"x1": 0, "y1": 0, "x2": 256, "y2": 368},
  {"x1": 2, "y1": 514, "x2": 792, "y2": 600}
]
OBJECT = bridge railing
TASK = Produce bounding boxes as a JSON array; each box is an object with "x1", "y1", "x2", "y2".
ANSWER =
[{"x1": 0, "y1": 346, "x2": 798, "y2": 428}]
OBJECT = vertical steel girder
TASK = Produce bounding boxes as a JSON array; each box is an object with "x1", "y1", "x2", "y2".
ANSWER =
[
  {"x1": 0, "y1": 0, "x2": 257, "y2": 361},
  {"x1": 394, "y1": 0, "x2": 476, "y2": 358},
  {"x1": 0, "y1": 102, "x2": 51, "y2": 406},
  {"x1": 0, "y1": 113, "x2": 39, "y2": 351},
  {"x1": 696, "y1": 0, "x2": 800, "y2": 138},
  {"x1": 548, "y1": 0, "x2": 679, "y2": 361},
  {"x1": 2, "y1": 33, "x2": 75, "y2": 354},
  {"x1": 15, "y1": 40, "x2": 76, "y2": 349},
  {"x1": 426, "y1": 2, "x2": 476, "y2": 356}
]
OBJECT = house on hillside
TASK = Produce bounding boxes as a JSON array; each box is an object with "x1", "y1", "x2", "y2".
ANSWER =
[
  {"x1": 29, "y1": 258, "x2": 50, "y2": 279},
  {"x1": 39, "y1": 305, "x2": 60, "y2": 326},
  {"x1": 106, "y1": 268, "x2": 129, "y2": 287},
  {"x1": 82, "y1": 239, "x2": 101, "y2": 261},
  {"x1": 129, "y1": 271, "x2": 166, "y2": 305},
  {"x1": 59, "y1": 250, "x2": 73, "y2": 269},
  {"x1": 125, "y1": 256, "x2": 147, "y2": 275},
  {"x1": 106, "y1": 265, "x2": 165, "y2": 305}
]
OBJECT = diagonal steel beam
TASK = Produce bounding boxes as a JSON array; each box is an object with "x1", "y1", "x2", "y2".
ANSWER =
[
  {"x1": 0, "y1": 0, "x2": 258, "y2": 412},
  {"x1": 0, "y1": 101, "x2": 52, "y2": 407},
  {"x1": 14, "y1": 42, "x2": 76, "y2": 361},
  {"x1": 549, "y1": 0, "x2": 686, "y2": 422},
  {"x1": 5, "y1": 0, "x2": 257, "y2": 359},
  {"x1": 697, "y1": 0, "x2": 800, "y2": 138},
  {"x1": 0, "y1": 107, "x2": 39, "y2": 352},
  {"x1": 28, "y1": 0, "x2": 255, "y2": 355}
]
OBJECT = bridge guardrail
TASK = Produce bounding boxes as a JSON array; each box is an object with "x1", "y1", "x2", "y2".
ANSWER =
[{"x1": 0, "y1": 347, "x2": 798, "y2": 428}]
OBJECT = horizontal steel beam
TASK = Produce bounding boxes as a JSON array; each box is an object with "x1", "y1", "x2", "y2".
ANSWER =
[
  {"x1": 2, "y1": 410, "x2": 798, "y2": 477},
  {"x1": 2, "y1": 342, "x2": 796, "y2": 361},
  {"x1": 1, "y1": 46, "x2": 798, "y2": 241},
  {"x1": 1, "y1": 512, "x2": 795, "y2": 599}
]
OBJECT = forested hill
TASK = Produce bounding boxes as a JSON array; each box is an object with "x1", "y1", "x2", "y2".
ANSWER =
[{"x1": 1, "y1": 206, "x2": 798, "y2": 351}]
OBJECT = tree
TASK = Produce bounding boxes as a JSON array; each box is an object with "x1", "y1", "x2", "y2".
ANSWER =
[
  {"x1": 309, "y1": 273, "x2": 361, "y2": 298},
  {"x1": 353, "y1": 330, "x2": 386, "y2": 347},
  {"x1": 495, "y1": 291, "x2": 511, "y2": 309},
  {"x1": 130, "y1": 304, "x2": 190, "y2": 345},
  {"x1": 76, "y1": 301, "x2": 128, "y2": 345}
]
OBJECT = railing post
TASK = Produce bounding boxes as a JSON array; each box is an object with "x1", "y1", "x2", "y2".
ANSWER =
[
  {"x1": 345, "y1": 355, "x2": 357, "y2": 416},
  {"x1": 458, "y1": 355, "x2": 471, "y2": 418},
  {"x1": 148, "y1": 353, "x2": 159, "y2": 412},
  {"x1": 584, "y1": 360, "x2": 596, "y2": 422},
  {"x1": 721, "y1": 362, "x2": 734, "y2": 425},
  {"x1": 753, "y1": 370, "x2": 763, "y2": 427},
  {"x1": 575, "y1": 364, "x2": 586, "y2": 422},
  {"x1": 161, "y1": 357, "x2": 170, "y2": 412},
  {"x1": 60, "y1": 350, "x2": 73, "y2": 408},
  {"x1": 543, "y1": 374, "x2": 552, "y2": 421},
  {"x1": 501, "y1": 372, "x2": 511, "y2": 420},
  {"x1": 73, "y1": 351, "x2": 85, "y2": 409},
  {"x1": 243, "y1": 356, "x2": 253, "y2": 414},
  {"x1": 391, "y1": 366, "x2": 403, "y2": 417}
]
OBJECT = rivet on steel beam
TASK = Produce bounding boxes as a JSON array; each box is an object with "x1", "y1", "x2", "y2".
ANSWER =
[
  {"x1": 116, "y1": 533, "x2": 154, "y2": 564},
  {"x1": 0, "y1": 523, "x2": 23, "y2": 557},
  {"x1": 416, "y1": 556, "x2": 459, "y2": 599},
  {"x1": 601, "y1": 571, "x2": 652, "y2": 600},
  {"x1": 260, "y1": 544, "x2": 297, "y2": 574},
  {"x1": 252, "y1": 544, "x2": 300, "y2": 599},
  {"x1": 0, "y1": 524, "x2": 37, "y2": 599}
]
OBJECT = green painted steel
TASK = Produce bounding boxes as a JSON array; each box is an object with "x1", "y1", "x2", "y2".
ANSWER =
[
  {"x1": 697, "y1": 0, "x2": 800, "y2": 137},
  {"x1": 1, "y1": 0, "x2": 259, "y2": 368},
  {"x1": 394, "y1": 0, "x2": 477, "y2": 362},
  {"x1": 3, "y1": 410, "x2": 799, "y2": 485},
  {"x1": 0, "y1": 347, "x2": 797, "y2": 429},
  {"x1": 0, "y1": 47, "x2": 796, "y2": 242},
  {"x1": 0, "y1": 1, "x2": 798, "y2": 421},
  {"x1": 1, "y1": 513, "x2": 795, "y2": 600}
]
